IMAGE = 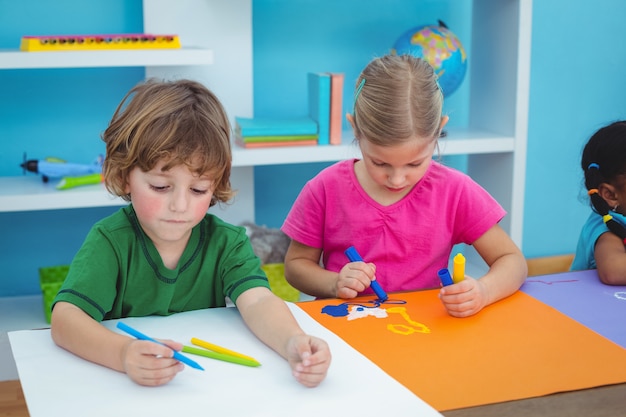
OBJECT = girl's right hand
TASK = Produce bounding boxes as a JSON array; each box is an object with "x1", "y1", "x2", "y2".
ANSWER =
[
  {"x1": 122, "y1": 339, "x2": 185, "y2": 386},
  {"x1": 336, "y1": 261, "x2": 377, "y2": 298}
]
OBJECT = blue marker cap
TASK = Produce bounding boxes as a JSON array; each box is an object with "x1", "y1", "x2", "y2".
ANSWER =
[
  {"x1": 438, "y1": 268, "x2": 454, "y2": 286},
  {"x1": 344, "y1": 246, "x2": 389, "y2": 302}
]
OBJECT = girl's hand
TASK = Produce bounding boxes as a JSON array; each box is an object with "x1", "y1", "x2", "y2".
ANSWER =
[
  {"x1": 336, "y1": 261, "x2": 377, "y2": 298},
  {"x1": 438, "y1": 276, "x2": 488, "y2": 317},
  {"x1": 286, "y1": 334, "x2": 331, "y2": 388},
  {"x1": 121, "y1": 339, "x2": 185, "y2": 386}
]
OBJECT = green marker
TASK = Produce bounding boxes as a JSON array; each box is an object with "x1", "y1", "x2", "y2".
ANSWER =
[
  {"x1": 182, "y1": 345, "x2": 261, "y2": 367},
  {"x1": 56, "y1": 173, "x2": 103, "y2": 190}
]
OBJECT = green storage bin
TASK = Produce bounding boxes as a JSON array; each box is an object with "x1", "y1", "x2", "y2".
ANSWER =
[
  {"x1": 261, "y1": 263, "x2": 300, "y2": 302},
  {"x1": 39, "y1": 265, "x2": 69, "y2": 323}
]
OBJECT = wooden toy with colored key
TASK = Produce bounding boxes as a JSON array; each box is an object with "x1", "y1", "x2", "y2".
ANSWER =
[{"x1": 20, "y1": 34, "x2": 181, "y2": 52}]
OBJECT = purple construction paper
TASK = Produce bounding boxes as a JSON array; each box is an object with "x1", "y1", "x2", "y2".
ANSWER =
[{"x1": 521, "y1": 269, "x2": 626, "y2": 348}]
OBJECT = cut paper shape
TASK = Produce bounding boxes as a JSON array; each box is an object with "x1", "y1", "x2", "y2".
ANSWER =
[
  {"x1": 347, "y1": 305, "x2": 388, "y2": 321},
  {"x1": 614, "y1": 292, "x2": 626, "y2": 300},
  {"x1": 386, "y1": 306, "x2": 431, "y2": 334},
  {"x1": 319, "y1": 299, "x2": 430, "y2": 335},
  {"x1": 525, "y1": 279, "x2": 579, "y2": 285},
  {"x1": 321, "y1": 304, "x2": 350, "y2": 317},
  {"x1": 321, "y1": 299, "x2": 406, "y2": 319}
]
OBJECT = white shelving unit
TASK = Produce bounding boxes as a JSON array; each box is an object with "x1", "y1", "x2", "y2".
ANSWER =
[
  {"x1": 0, "y1": 126, "x2": 513, "y2": 212},
  {"x1": 0, "y1": 0, "x2": 531, "y2": 379},
  {"x1": 0, "y1": 0, "x2": 530, "y2": 240},
  {"x1": 461, "y1": 0, "x2": 531, "y2": 270},
  {"x1": 0, "y1": 47, "x2": 213, "y2": 69}
]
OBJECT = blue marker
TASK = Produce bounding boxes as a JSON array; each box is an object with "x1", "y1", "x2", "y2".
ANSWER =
[
  {"x1": 438, "y1": 268, "x2": 454, "y2": 287},
  {"x1": 116, "y1": 322, "x2": 204, "y2": 371},
  {"x1": 344, "y1": 246, "x2": 389, "y2": 302}
]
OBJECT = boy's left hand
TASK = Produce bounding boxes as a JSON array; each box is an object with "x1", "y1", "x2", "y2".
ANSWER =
[
  {"x1": 439, "y1": 277, "x2": 488, "y2": 317},
  {"x1": 286, "y1": 335, "x2": 331, "y2": 388}
]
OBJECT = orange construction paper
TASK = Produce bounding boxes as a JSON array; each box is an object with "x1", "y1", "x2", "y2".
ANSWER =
[{"x1": 297, "y1": 290, "x2": 626, "y2": 411}]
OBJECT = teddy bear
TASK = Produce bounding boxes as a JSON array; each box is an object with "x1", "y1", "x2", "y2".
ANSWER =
[
  {"x1": 240, "y1": 222, "x2": 291, "y2": 265},
  {"x1": 241, "y1": 222, "x2": 301, "y2": 301}
]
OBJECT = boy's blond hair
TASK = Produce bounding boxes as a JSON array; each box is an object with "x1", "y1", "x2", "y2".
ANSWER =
[
  {"x1": 352, "y1": 54, "x2": 444, "y2": 146},
  {"x1": 102, "y1": 79, "x2": 234, "y2": 205}
]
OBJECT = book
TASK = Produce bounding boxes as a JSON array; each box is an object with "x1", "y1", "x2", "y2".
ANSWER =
[
  {"x1": 235, "y1": 133, "x2": 318, "y2": 143},
  {"x1": 235, "y1": 117, "x2": 318, "y2": 137},
  {"x1": 235, "y1": 138, "x2": 318, "y2": 148},
  {"x1": 307, "y1": 72, "x2": 331, "y2": 145},
  {"x1": 328, "y1": 72, "x2": 345, "y2": 145}
]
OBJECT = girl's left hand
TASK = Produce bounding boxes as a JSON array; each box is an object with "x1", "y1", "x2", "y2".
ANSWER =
[{"x1": 438, "y1": 277, "x2": 488, "y2": 317}]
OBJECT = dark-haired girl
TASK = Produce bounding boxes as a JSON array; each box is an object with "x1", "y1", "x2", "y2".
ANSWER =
[{"x1": 571, "y1": 120, "x2": 626, "y2": 284}]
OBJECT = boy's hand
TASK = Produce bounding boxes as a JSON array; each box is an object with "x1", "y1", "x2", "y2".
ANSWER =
[
  {"x1": 286, "y1": 334, "x2": 331, "y2": 388},
  {"x1": 439, "y1": 277, "x2": 488, "y2": 317},
  {"x1": 121, "y1": 339, "x2": 185, "y2": 386},
  {"x1": 336, "y1": 262, "x2": 377, "y2": 298}
]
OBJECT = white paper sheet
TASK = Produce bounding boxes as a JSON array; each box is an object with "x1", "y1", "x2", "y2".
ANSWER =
[{"x1": 9, "y1": 304, "x2": 441, "y2": 416}]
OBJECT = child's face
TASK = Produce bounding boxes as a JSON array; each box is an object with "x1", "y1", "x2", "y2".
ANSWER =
[
  {"x1": 125, "y1": 160, "x2": 214, "y2": 249},
  {"x1": 359, "y1": 137, "x2": 436, "y2": 198}
]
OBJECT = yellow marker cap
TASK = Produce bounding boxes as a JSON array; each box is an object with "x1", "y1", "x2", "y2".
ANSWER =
[{"x1": 452, "y1": 253, "x2": 466, "y2": 283}]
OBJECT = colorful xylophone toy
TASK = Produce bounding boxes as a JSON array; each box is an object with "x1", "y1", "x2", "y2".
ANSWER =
[{"x1": 20, "y1": 34, "x2": 181, "y2": 52}]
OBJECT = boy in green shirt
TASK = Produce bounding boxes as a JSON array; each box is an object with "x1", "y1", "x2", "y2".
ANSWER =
[{"x1": 51, "y1": 79, "x2": 331, "y2": 387}]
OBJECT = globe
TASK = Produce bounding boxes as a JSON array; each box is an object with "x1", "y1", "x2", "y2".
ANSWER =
[{"x1": 392, "y1": 21, "x2": 467, "y2": 97}]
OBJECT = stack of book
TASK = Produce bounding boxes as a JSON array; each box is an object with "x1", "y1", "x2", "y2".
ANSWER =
[
  {"x1": 234, "y1": 117, "x2": 319, "y2": 148},
  {"x1": 234, "y1": 72, "x2": 344, "y2": 148}
]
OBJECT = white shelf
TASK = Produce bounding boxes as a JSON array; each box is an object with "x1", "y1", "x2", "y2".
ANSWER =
[
  {"x1": 0, "y1": 47, "x2": 213, "y2": 69},
  {"x1": 0, "y1": 177, "x2": 125, "y2": 212},
  {"x1": 232, "y1": 127, "x2": 515, "y2": 166},
  {"x1": 0, "y1": 127, "x2": 515, "y2": 213}
]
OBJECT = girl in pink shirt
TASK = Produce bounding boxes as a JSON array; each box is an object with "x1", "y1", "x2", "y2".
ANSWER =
[{"x1": 282, "y1": 55, "x2": 526, "y2": 317}]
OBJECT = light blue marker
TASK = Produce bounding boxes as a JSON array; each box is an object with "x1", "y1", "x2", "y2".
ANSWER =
[
  {"x1": 116, "y1": 321, "x2": 204, "y2": 371},
  {"x1": 344, "y1": 246, "x2": 389, "y2": 302}
]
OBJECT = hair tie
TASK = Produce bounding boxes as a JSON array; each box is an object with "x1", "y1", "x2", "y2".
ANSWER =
[
  {"x1": 435, "y1": 76, "x2": 444, "y2": 100},
  {"x1": 587, "y1": 162, "x2": 626, "y2": 246},
  {"x1": 352, "y1": 78, "x2": 366, "y2": 116},
  {"x1": 354, "y1": 78, "x2": 366, "y2": 102}
]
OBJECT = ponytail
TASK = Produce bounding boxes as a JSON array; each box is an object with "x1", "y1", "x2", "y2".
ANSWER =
[{"x1": 586, "y1": 163, "x2": 626, "y2": 244}]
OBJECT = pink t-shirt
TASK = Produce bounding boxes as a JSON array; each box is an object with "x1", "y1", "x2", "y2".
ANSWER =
[{"x1": 281, "y1": 159, "x2": 505, "y2": 292}]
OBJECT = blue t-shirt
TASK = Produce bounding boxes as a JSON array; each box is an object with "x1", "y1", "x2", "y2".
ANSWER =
[{"x1": 571, "y1": 210, "x2": 626, "y2": 270}]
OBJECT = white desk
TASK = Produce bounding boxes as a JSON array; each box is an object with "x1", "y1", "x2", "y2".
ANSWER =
[{"x1": 9, "y1": 304, "x2": 441, "y2": 417}]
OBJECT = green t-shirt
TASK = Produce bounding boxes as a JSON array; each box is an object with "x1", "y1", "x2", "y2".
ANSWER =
[{"x1": 53, "y1": 205, "x2": 270, "y2": 321}]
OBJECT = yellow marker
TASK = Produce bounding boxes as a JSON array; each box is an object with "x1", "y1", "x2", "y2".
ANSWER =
[
  {"x1": 182, "y1": 346, "x2": 260, "y2": 367},
  {"x1": 191, "y1": 337, "x2": 259, "y2": 364},
  {"x1": 453, "y1": 253, "x2": 466, "y2": 283}
]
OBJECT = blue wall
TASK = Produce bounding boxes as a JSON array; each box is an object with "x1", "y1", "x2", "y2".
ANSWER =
[
  {"x1": 252, "y1": 0, "x2": 471, "y2": 229},
  {"x1": 524, "y1": 1, "x2": 626, "y2": 257},
  {"x1": 0, "y1": 1, "x2": 143, "y2": 296},
  {"x1": 2, "y1": 0, "x2": 626, "y2": 296}
]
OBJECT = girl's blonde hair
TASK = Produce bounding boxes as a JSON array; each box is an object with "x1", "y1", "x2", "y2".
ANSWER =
[
  {"x1": 352, "y1": 54, "x2": 444, "y2": 146},
  {"x1": 102, "y1": 79, "x2": 234, "y2": 205}
]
